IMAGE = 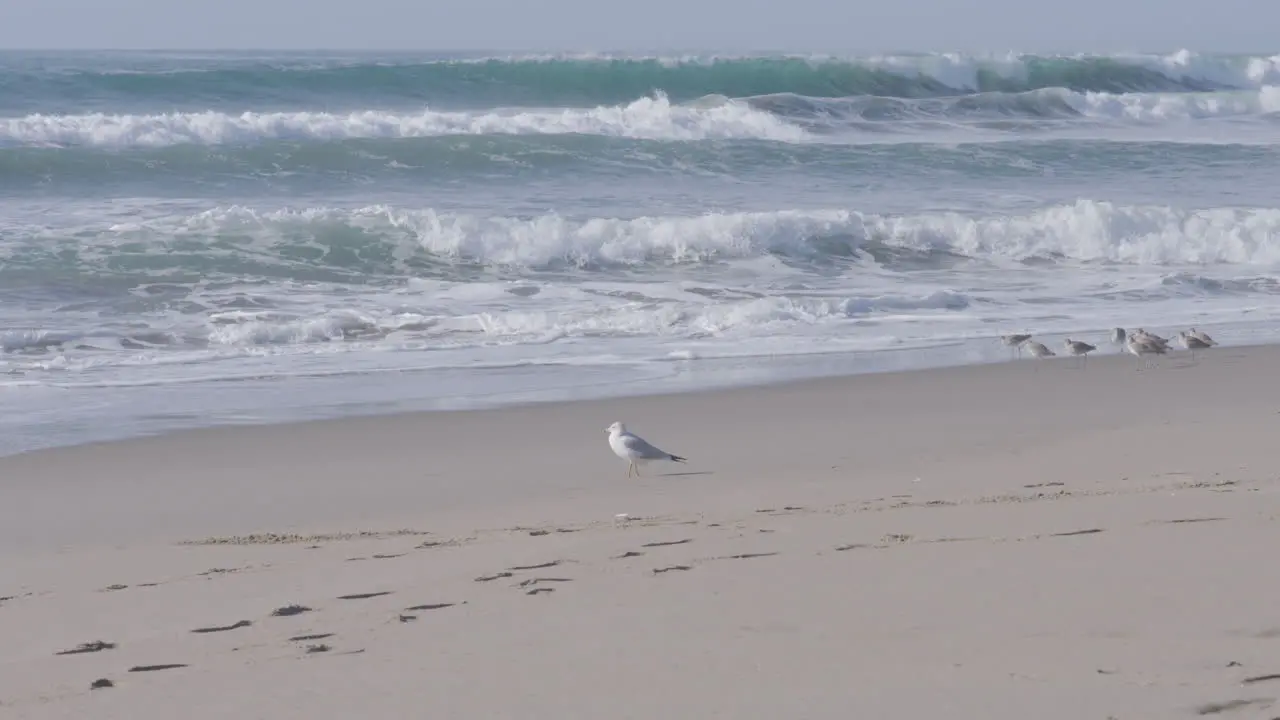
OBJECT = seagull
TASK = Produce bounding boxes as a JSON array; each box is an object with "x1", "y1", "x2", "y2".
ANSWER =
[
  {"x1": 1177, "y1": 331, "x2": 1213, "y2": 361},
  {"x1": 1111, "y1": 328, "x2": 1127, "y2": 348},
  {"x1": 1001, "y1": 334, "x2": 1032, "y2": 358},
  {"x1": 606, "y1": 422, "x2": 686, "y2": 478},
  {"x1": 1125, "y1": 334, "x2": 1167, "y2": 369},
  {"x1": 1063, "y1": 338, "x2": 1096, "y2": 368}
]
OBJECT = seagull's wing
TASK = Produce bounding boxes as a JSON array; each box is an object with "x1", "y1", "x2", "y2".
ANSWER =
[{"x1": 622, "y1": 433, "x2": 672, "y2": 460}]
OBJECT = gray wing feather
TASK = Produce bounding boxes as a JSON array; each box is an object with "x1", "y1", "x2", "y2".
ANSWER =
[{"x1": 622, "y1": 434, "x2": 670, "y2": 459}]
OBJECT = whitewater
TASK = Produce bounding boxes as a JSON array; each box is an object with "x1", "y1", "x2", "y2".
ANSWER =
[{"x1": 4, "y1": 49, "x2": 1280, "y2": 456}]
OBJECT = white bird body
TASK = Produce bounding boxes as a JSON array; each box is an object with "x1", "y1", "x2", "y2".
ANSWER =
[
  {"x1": 1125, "y1": 334, "x2": 1167, "y2": 368},
  {"x1": 606, "y1": 422, "x2": 686, "y2": 478},
  {"x1": 1001, "y1": 333, "x2": 1031, "y2": 347},
  {"x1": 1111, "y1": 328, "x2": 1127, "y2": 346},
  {"x1": 1177, "y1": 331, "x2": 1214, "y2": 360},
  {"x1": 1133, "y1": 328, "x2": 1170, "y2": 348},
  {"x1": 1023, "y1": 340, "x2": 1055, "y2": 358},
  {"x1": 1063, "y1": 338, "x2": 1096, "y2": 367},
  {"x1": 1063, "y1": 339, "x2": 1096, "y2": 356},
  {"x1": 1000, "y1": 334, "x2": 1032, "y2": 358},
  {"x1": 1177, "y1": 331, "x2": 1212, "y2": 350},
  {"x1": 1188, "y1": 328, "x2": 1216, "y2": 346}
]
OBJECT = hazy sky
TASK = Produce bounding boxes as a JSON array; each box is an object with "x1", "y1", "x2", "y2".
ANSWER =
[{"x1": 1, "y1": 0, "x2": 1274, "y2": 53}]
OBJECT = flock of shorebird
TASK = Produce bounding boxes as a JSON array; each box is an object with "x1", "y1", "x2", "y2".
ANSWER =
[
  {"x1": 600, "y1": 327, "x2": 1220, "y2": 479},
  {"x1": 1000, "y1": 326, "x2": 1218, "y2": 369}
]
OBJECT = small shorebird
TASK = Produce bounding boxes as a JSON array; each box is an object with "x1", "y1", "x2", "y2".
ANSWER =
[
  {"x1": 1023, "y1": 340, "x2": 1055, "y2": 359},
  {"x1": 1125, "y1": 333, "x2": 1167, "y2": 369},
  {"x1": 1187, "y1": 327, "x2": 1216, "y2": 346},
  {"x1": 1111, "y1": 327, "x2": 1127, "y2": 348},
  {"x1": 1001, "y1": 333, "x2": 1032, "y2": 358},
  {"x1": 606, "y1": 421, "x2": 686, "y2": 478},
  {"x1": 1063, "y1": 338, "x2": 1096, "y2": 368},
  {"x1": 1133, "y1": 328, "x2": 1170, "y2": 348},
  {"x1": 1177, "y1": 330, "x2": 1213, "y2": 361}
]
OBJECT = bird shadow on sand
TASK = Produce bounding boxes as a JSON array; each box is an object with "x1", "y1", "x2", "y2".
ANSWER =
[{"x1": 655, "y1": 471, "x2": 714, "y2": 478}]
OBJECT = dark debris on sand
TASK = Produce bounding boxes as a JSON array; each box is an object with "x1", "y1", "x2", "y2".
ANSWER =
[
  {"x1": 56, "y1": 641, "x2": 116, "y2": 656},
  {"x1": 271, "y1": 604, "x2": 313, "y2": 617}
]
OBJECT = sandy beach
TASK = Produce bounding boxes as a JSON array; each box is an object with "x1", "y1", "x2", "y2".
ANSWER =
[{"x1": 3, "y1": 344, "x2": 1280, "y2": 719}]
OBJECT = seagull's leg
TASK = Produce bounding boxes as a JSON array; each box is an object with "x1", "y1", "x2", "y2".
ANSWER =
[{"x1": 627, "y1": 461, "x2": 634, "y2": 478}]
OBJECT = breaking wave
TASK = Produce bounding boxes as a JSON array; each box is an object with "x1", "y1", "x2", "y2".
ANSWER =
[{"x1": 6, "y1": 50, "x2": 1280, "y2": 114}]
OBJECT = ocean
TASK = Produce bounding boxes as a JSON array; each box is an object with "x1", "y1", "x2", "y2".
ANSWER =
[{"x1": 3, "y1": 49, "x2": 1280, "y2": 456}]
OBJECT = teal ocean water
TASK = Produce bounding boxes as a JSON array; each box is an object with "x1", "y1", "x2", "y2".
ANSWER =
[{"x1": 4, "y1": 50, "x2": 1280, "y2": 455}]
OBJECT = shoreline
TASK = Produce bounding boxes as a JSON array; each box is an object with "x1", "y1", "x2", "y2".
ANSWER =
[
  {"x1": 1, "y1": 323, "x2": 1270, "y2": 460},
  {"x1": 3, "y1": 335, "x2": 1278, "y2": 718},
  {"x1": 0, "y1": 335, "x2": 1267, "y2": 550}
]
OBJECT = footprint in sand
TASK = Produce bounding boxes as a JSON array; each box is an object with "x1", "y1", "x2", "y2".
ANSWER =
[
  {"x1": 1050, "y1": 528, "x2": 1105, "y2": 538},
  {"x1": 642, "y1": 539, "x2": 692, "y2": 548},
  {"x1": 1195, "y1": 698, "x2": 1271, "y2": 715},
  {"x1": 404, "y1": 603, "x2": 459, "y2": 611},
  {"x1": 517, "y1": 578, "x2": 572, "y2": 588},
  {"x1": 271, "y1": 604, "x2": 313, "y2": 617},
  {"x1": 613, "y1": 551, "x2": 644, "y2": 559},
  {"x1": 337, "y1": 591, "x2": 393, "y2": 600},
  {"x1": 129, "y1": 664, "x2": 188, "y2": 672},
  {"x1": 191, "y1": 620, "x2": 252, "y2": 634},
  {"x1": 652, "y1": 565, "x2": 692, "y2": 574},
  {"x1": 56, "y1": 641, "x2": 116, "y2": 656},
  {"x1": 755, "y1": 506, "x2": 805, "y2": 514},
  {"x1": 288, "y1": 633, "x2": 334, "y2": 642},
  {"x1": 197, "y1": 567, "x2": 240, "y2": 576},
  {"x1": 475, "y1": 572, "x2": 514, "y2": 582},
  {"x1": 508, "y1": 561, "x2": 561, "y2": 571},
  {"x1": 526, "y1": 588, "x2": 555, "y2": 596}
]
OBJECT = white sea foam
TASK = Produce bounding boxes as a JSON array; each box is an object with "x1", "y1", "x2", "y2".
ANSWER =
[
  {"x1": 5, "y1": 86, "x2": 1280, "y2": 149},
  {"x1": 372, "y1": 50, "x2": 1280, "y2": 91},
  {"x1": 25, "y1": 200, "x2": 1279, "y2": 271},
  {"x1": 5, "y1": 200, "x2": 1280, "y2": 387},
  {"x1": 0, "y1": 94, "x2": 806, "y2": 148}
]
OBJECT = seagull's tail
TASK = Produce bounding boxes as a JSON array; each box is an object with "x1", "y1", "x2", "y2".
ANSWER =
[{"x1": 669, "y1": 454, "x2": 686, "y2": 463}]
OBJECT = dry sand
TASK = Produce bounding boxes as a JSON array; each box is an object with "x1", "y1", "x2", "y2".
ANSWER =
[{"x1": 3, "y1": 345, "x2": 1280, "y2": 718}]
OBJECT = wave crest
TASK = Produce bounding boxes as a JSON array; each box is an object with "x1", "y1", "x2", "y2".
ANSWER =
[
  {"x1": 7, "y1": 201, "x2": 1280, "y2": 284},
  {"x1": 0, "y1": 93, "x2": 805, "y2": 148},
  {"x1": 6, "y1": 86, "x2": 1280, "y2": 150},
  {"x1": 7, "y1": 51, "x2": 1280, "y2": 113}
]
